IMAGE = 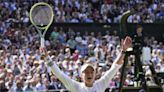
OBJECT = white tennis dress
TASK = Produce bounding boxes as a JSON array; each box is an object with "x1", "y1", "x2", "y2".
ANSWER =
[{"x1": 49, "y1": 61, "x2": 122, "y2": 92}]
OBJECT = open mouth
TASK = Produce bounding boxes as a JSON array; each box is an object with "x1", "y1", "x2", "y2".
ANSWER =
[{"x1": 87, "y1": 77, "x2": 92, "y2": 80}]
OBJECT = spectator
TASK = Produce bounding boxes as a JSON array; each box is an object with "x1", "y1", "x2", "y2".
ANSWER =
[
  {"x1": 23, "y1": 80, "x2": 33, "y2": 92},
  {"x1": 0, "y1": 80, "x2": 8, "y2": 92},
  {"x1": 125, "y1": 74, "x2": 134, "y2": 86},
  {"x1": 14, "y1": 80, "x2": 23, "y2": 92}
]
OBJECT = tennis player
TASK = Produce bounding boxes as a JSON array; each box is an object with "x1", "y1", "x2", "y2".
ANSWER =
[{"x1": 41, "y1": 36, "x2": 132, "y2": 92}]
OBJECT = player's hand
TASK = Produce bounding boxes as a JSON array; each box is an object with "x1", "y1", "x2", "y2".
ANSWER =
[
  {"x1": 40, "y1": 47, "x2": 48, "y2": 58},
  {"x1": 121, "y1": 36, "x2": 132, "y2": 51},
  {"x1": 40, "y1": 47, "x2": 53, "y2": 66}
]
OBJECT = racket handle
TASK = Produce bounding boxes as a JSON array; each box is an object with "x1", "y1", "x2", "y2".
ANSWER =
[{"x1": 41, "y1": 37, "x2": 45, "y2": 47}]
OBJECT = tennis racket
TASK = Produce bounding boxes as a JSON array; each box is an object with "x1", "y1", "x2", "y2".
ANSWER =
[{"x1": 29, "y1": 2, "x2": 54, "y2": 48}]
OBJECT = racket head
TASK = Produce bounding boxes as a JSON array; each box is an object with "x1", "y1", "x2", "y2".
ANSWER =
[{"x1": 29, "y1": 2, "x2": 54, "y2": 30}]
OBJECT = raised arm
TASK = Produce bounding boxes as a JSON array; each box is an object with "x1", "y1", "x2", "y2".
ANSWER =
[
  {"x1": 115, "y1": 36, "x2": 132, "y2": 65},
  {"x1": 96, "y1": 36, "x2": 132, "y2": 89},
  {"x1": 40, "y1": 48, "x2": 79, "y2": 92}
]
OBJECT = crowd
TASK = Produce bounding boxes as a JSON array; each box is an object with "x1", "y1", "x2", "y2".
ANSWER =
[
  {"x1": 1, "y1": 0, "x2": 164, "y2": 23},
  {"x1": 0, "y1": 24, "x2": 164, "y2": 92},
  {"x1": 0, "y1": 0, "x2": 164, "y2": 92}
]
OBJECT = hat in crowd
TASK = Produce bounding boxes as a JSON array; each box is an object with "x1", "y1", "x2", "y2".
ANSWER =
[
  {"x1": 88, "y1": 44, "x2": 94, "y2": 48},
  {"x1": 7, "y1": 69, "x2": 12, "y2": 73},
  {"x1": 13, "y1": 56, "x2": 18, "y2": 60},
  {"x1": 34, "y1": 60, "x2": 40, "y2": 65},
  {"x1": 80, "y1": 63, "x2": 95, "y2": 74},
  {"x1": 65, "y1": 48, "x2": 70, "y2": 52}
]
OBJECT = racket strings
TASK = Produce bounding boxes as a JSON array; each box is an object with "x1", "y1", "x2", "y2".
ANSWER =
[{"x1": 31, "y1": 5, "x2": 52, "y2": 26}]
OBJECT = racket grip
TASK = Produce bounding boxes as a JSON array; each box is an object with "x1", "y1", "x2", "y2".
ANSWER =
[{"x1": 41, "y1": 37, "x2": 45, "y2": 47}]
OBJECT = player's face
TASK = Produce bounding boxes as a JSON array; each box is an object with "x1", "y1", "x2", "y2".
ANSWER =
[{"x1": 82, "y1": 66, "x2": 95, "y2": 87}]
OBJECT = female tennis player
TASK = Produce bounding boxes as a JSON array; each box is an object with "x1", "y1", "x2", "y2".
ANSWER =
[{"x1": 41, "y1": 36, "x2": 132, "y2": 92}]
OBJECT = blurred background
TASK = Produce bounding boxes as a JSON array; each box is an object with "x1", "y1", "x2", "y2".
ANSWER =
[{"x1": 0, "y1": 0, "x2": 164, "y2": 92}]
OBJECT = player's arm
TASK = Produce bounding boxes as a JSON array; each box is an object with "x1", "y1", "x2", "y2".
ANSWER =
[
  {"x1": 96, "y1": 36, "x2": 132, "y2": 88},
  {"x1": 40, "y1": 48, "x2": 79, "y2": 92},
  {"x1": 115, "y1": 36, "x2": 132, "y2": 65}
]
